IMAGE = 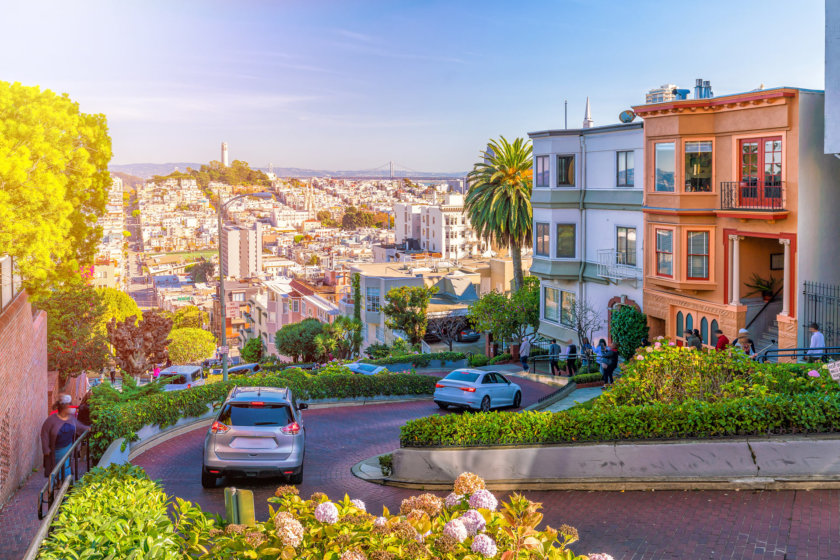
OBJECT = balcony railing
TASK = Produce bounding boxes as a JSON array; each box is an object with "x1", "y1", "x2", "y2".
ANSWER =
[
  {"x1": 597, "y1": 249, "x2": 640, "y2": 281},
  {"x1": 720, "y1": 181, "x2": 786, "y2": 211}
]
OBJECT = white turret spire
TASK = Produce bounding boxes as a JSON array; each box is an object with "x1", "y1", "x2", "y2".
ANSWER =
[{"x1": 582, "y1": 97, "x2": 594, "y2": 128}]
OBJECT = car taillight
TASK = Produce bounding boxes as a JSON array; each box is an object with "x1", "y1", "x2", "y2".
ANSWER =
[
  {"x1": 187, "y1": 384, "x2": 191, "y2": 389},
  {"x1": 210, "y1": 421, "x2": 230, "y2": 434},
  {"x1": 282, "y1": 422, "x2": 301, "y2": 435},
  {"x1": 435, "y1": 383, "x2": 445, "y2": 388},
  {"x1": 461, "y1": 331, "x2": 466, "y2": 335},
  {"x1": 461, "y1": 387, "x2": 476, "y2": 392}
]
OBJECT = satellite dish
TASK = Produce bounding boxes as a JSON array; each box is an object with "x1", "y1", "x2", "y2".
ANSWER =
[{"x1": 619, "y1": 110, "x2": 636, "y2": 123}]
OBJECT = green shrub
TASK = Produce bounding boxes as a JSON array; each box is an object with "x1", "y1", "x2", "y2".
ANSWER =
[
  {"x1": 364, "y1": 342, "x2": 391, "y2": 359},
  {"x1": 570, "y1": 372, "x2": 602, "y2": 384},
  {"x1": 361, "y1": 351, "x2": 466, "y2": 367},
  {"x1": 468, "y1": 354, "x2": 489, "y2": 367},
  {"x1": 488, "y1": 352, "x2": 512, "y2": 365},
  {"x1": 611, "y1": 305, "x2": 649, "y2": 360},
  {"x1": 89, "y1": 371, "x2": 436, "y2": 459}
]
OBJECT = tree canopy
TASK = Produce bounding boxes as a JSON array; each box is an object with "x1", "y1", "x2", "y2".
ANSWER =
[
  {"x1": 274, "y1": 318, "x2": 324, "y2": 362},
  {"x1": 240, "y1": 337, "x2": 264, "y2": 363},
  {"x1": 188, "y1": 259, "x2": 215, "y2": 283},
  {"x1": 171, "y1": 305, "x2": 209, "y2": 330},
  {"x1": 168, "y1": 327, "x2": 216, "y2": 365},
  {"x1": 468, "y1": 276, "x2": 539, "y2": 345},
  {"x1": 383, "y1": 285, "x2": 437, "y2": 346},
  {"x1": 0, "y1": 81, "x2": 112, "y2": 295},
  {"x1": 314, "y1": 316, "x2": 362, "y2": 360},
  {"x1": 152, "y1": 160, "x2": 270, "y2": 190},
  {"x1": 108, "y1": 310, "x2": 172, "y2": 377},
  {"x1": 97, "y1": 287, "x2": 142, "y2": 330}
]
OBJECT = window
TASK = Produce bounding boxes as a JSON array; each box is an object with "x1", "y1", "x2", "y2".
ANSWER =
[
  {"x1": 700, "y1": 317, "x2": 709, "y2": 344},
  {"x1": 232, "y1": 292, "x2": 245, "y2": 302},
  {"x1": 710, "y1": 320, "x2": 719, "y2": 340},
  {"x1": 616, "y1": 227, "x2": 636, "y2": 266},
  {"x1": 556, "y1": 224, "x2": 575, "y2": 258},
  {"x1": 366, "y1": 287, "x2": 380, "y2": 312},
  {"x1": 544, "y1": 287, "x2": 559, "y2": 322},
  {"x1": 684, "y1": 141, "x2": 713, "y2": 192},
  {"x1": 616, "y1": 151, "x2": 634, "y2": 187},
  {"x1": 535, "y1": 155, "x2": 549, "y2": 187},
  {"x1": 556, "y1": 155, "x2": 575, "y2": 186},
  {"x1": 535, "y1": 222, "x2": 550, "y2": 256},
  {"x1": 685, "y1": 313, "x2": 694, "y2": 333},
  {"x1": 676, "y1": 311, "x2": 684, "y2": 337},
  {"x1": 292, "y1": 300, "x2": 299, "y2": 313},
  {"x1": 655, "y1": 229, "x2": 673, "y2": 277},
  {"x1": 686, "y1": 231, "x2": 709, "y2": 280},
  {"x1": 740, "y1": 137, "x2": 783, "y2": 203},
  {"x1": 654, "y1": 142, "x2": 675, "y2": 192},
  {"x1": 560, "y1": 290, "x2": 575, "y2": 326}
]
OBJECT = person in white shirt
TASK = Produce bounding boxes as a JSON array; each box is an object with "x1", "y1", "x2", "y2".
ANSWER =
[{"x1": 807, "y1": 322, "x2": 826, "y2": 363}]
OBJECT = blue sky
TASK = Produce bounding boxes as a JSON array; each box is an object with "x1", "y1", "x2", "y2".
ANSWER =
[{"x1": 0, "y1": 0, "x2": 825, "y2": 171}]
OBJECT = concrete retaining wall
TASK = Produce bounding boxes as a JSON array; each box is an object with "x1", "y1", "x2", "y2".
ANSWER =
[{"x1": 391, "y1": 435, "x2": 840, "y2": 489}]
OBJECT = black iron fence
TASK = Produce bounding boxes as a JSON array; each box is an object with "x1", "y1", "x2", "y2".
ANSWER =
[
  {"x1": 720, "y1": 181, "x2": 785, "y2": 211},
  {"x1": 803, "y1": 281, "x2": 840, "y2": 349}
]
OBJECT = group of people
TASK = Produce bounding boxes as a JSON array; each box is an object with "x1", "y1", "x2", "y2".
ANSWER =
[
  {"x1": 518, "y1": 336, "x2": 619, "y2": 387},
  {"x1": 707, "y1": 322, "x2": 827, "y2": 362}
]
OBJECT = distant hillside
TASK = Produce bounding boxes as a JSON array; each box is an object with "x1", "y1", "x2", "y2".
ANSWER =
[
  {"x1": 111, "y1": 162, "x2": 466, "y2": 179},
  {"x1": 110, "y1": 171, "x2": 145, "y2": 190},
  {"x1": 109, "y1": 162, "x2": 204, "y2": 179}
]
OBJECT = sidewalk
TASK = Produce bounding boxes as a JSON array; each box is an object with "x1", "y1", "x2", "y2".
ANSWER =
[
  {"x1": 0, "y1": 469, "x2": 47, "y2": 560},
  {"x1": 540, "y1": 386, "x2": 602, "y2": 412}
]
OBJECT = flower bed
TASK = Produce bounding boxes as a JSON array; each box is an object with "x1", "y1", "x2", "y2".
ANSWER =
[
  {"x1": 400, "y1": 346, "x2": 840, "y2": 448},
  {"x1": 38, "y1": 466, "x2": 612, "y2": 559},
  {"x1": 90, "y1": 369, "x2": 436, "y2": 458}
]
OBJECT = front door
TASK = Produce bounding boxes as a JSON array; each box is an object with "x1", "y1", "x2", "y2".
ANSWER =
[{"x1": 739, "y1": 137, "x2": 783, "y2": 209}]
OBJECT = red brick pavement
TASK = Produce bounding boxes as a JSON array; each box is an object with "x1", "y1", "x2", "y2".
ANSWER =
[{"x1": 0, "y1": 470, "x2": 46, "y2": 560}]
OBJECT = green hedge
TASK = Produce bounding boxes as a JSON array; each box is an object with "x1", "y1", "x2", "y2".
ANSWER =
[
  {"x1": 488, "y1": 353, "x2": 512, "y2": 365},
  {"x1": 90, "y1": 371, "x2": 436, "y2": 458},
  {"x1": 400, "y1": 392, "x2": 840, "y2": 448},
  {"x1": 361, "y1": 351, "x2": 466, "y2": 367},
  {"x1": 570, "y1": 372, "x2": 603, "y2": 384},
  {"x1": 468, "y1": 354, "x2": 489, "y2": 367}
]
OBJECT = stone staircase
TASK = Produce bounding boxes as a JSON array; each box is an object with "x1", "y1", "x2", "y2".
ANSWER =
[{"x1": 754, "y1": 319, "x2": 779, "y2": 362}]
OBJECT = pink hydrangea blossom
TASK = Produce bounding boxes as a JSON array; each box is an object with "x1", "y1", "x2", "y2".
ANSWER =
[
  {"x1": 314, "y1": 501, "x2": 339, "y2": 524},
  {"x1": 460, "y1": 509, "x2": 486, "y2": 535},
  {"x1": 445, "y1": 492, "x2": 464, "y2": 508},
  {"x1": 654, "y1": 342, "x2": 662, "y2": 349},
  {"x1": 635, "y1": 355, "x2": 644, "y2": 361},
  {"x1": 586, "y1": 554, "x2": 616, "y2": 560},
  {"x1": 443, "y1": 519, "x2": 468, "y2": 543},
  {"x1": 373, "y1": 516, "x2": 387, "y2": 527},
  {"x1": 468, "y1": 489, "x2": 498, "y2": 511},
  {"x1": 471, "y1": 533, "x2": 498, "y2": 557},
  {"x1": 669, "y1": 341, "x2": 676, "y2": 346},
  {"x1": 351, "y1": 498, "x2": 366, "y2": 512},
  {"x1": 808, "y1": 370, "x2": 821, "y2": 377}
]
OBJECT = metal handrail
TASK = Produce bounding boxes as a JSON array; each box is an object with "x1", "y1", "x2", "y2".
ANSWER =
[
  {"x1": 757, "y1": 346, "x2": 840, "y2": 363},
  {"x1": 37, "y1": 429, "x2": 91, "y2": 520},
  {"x1": 745, "y1": 286, "x2": 784, "y2": 332}
]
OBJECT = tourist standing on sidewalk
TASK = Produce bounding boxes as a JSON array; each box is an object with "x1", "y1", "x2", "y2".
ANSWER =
[
  {"x1": 580, "y1": 337, "x2": 594, "y2": 370},
  {"x1": 594, "y1": 339, "x2": 608, "y2": 378},
  {"x1": 40, "y1": 394, "x2": 88, "y2": 478},
  {"x1": 564, "y1": 342, "x2": 578, "y2": 377},
  {"x1": 603, "y1": 342, "x2": 619, "y2": 387},
  {"x1": 548, "y1": 339, "x2": 561, "y2": 376},
  {"x1": 807, "y1": 323, "x2": 826, "y2": 363},
  {"x1": 519, "y1": 336, "x2": 531, "y2": 372}
]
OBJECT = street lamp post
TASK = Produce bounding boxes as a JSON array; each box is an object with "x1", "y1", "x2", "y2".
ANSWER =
[{"x1": 217, "y1": 189, "x2": 276, "y2": 382}]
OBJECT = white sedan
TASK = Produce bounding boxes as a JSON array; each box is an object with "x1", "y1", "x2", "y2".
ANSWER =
[
  {"x1": 433, "y1": 369, "x2": 522, "y2": 411},
  {"x1": 346, "y1": 362, "x2": 387, "y2": 375}
]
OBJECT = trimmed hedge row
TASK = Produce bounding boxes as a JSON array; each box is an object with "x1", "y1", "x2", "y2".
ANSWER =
[
  {"x1": 361, "y1": 351, "x2": 466, "y2": 367},
  {"x1": 570, "y1": 372, "x2": 603, "y2": 384},
  {"x1": 400, "y1": 393, "x2": 840, "y2": 448},
  {"x1": 91, "y1": 371, "x2": 436, "y2": 458}
]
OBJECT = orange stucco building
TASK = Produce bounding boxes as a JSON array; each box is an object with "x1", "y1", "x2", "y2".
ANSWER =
[{"x1": 634, "y1": 87, "x2": 840, "y2": 351}]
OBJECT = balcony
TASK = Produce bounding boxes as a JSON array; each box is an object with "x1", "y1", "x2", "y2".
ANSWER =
[
  {"x1": 597, "y1": 249, "x2": 641, "y2": 283},
  {"x1": 720, "y1": 181, "x2": 786, "y2": 213}
]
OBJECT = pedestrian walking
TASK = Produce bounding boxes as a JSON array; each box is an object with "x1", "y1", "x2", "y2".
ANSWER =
[
  {"x1": 548, "y1": 339, "x2": 561, "y2": 376},
  {"x1": 109, "y1": 368, "x2": 116, "y2": 385},
  {"x1": 807, "y1": 323, "x2": 826, "y2": 363},
  {"x1": 153, "y1": 364, "x2": 161, "y2": 379},
  {"x1": 714, "y1": 329, "x2": 730, "y2": 351},
  {"x1": 519, "y1": 336, "x2": 531, "y2": 372},
  {"x1": 594, "y1": 338, "x2": 608, "y2": 378},
  {"x1": 564, "y1": 342, "x2": 578, "y2": 377},
  {"x1": 580, "y1": 337, "x2": 594, "y2": 370},
  {"x1": 603, "y1": 342, "x2": 619, "y2": 387},
  {"x1": 40, "y1": 394, "x2": 88, "y2": 479},
  {"x1": 735, "y1": 328, "x2": 756, "y2": 358}
]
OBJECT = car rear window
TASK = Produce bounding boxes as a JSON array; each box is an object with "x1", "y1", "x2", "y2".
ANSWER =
[
  {"x1": 444, "y1": 371, "x2": 479, "y2": 383},
  {"x1": 218, "y1": 403, "x2": 293, "y2": 427},
  {"x1": 356, "y1": 364, "x2": 378, "y2": 373},
  {"x1": 162, "y1": 375, "x2": 187, "y2": 384}
]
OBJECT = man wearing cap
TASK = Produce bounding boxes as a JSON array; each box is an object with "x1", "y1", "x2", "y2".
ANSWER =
[{"x1": 40, "y1": 394, "x2": 88, "y2": 478}]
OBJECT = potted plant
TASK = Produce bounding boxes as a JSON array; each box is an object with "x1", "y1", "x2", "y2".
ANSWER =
[{"x1": 744, "y1": 273, "x2": 779, "y2": 302}]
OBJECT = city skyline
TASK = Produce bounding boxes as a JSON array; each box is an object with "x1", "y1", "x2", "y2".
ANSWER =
[{"x1": 0, "y1": 0, "x2": 826, "y2": 171}]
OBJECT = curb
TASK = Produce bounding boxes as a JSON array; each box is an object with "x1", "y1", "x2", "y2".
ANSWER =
[
  {"x1": 524, "y1": 382, "x2": 577, "y2": 411},
  {"x1": 350, "y1": 452, "x2": 396, "y2": 485}
]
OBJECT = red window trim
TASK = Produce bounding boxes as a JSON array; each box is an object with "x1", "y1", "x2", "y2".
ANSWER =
[
  {"x1": 738, "y1": 136, "x2": 783, "y2": 184},
  {"x1": 686, "y1": 230, "x2": 710, "y2": 281},
  {"x1": 655, "y1": 228, "x2": 673, "y2": 278}
]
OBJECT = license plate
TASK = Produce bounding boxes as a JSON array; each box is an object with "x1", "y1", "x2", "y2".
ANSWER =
[{"x1": 231, "y1": 437, "x2": 276, "y2": 449}]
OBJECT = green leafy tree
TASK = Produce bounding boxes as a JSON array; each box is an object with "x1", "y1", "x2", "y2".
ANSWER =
[
  {"x1": 37, "y1": 281, "x2": 110, "y2": 382},
  {"x1": 352, "y1": 273, "x2": 362, "y2": 323},
  {"x1": 611, "y1": 305, "x2": 649, "y2": 360},
  {"x1": 131, "y1": 209, "x2": 140, "y2": 218},
  {"x1": 468, "y1": 276, "x2": 539, "y2": 345},
  {"x1": 240, "y1": 337, "x2": 264, "y2": 363},
  {"x1": 465, "y1": 136, "x2": 533, "y2": 292},
  {"x1": 168, "y1": 327, "x2": 216, "y2": 365},
  {"x1": 314, "y1": 316, "x2": 363, "y2": 360},
  {"x1": 382, "y1": 286, "x2": 437, "y2": 346},
  {"x1": 188, "y1": 259, "x2": 215, "y2": 283},
  {"x1": 274, "y1": 318, "x2": 324, "y2": 362},
  {"x1": 97, "y1": 287, "x2": 142, "y2": 331},
  {"x1": 171, "y1": 305, "x2": 209, "y2": 330},
  {"x1": 0, "y1": 82, "x2": 112, "y2": 295}
]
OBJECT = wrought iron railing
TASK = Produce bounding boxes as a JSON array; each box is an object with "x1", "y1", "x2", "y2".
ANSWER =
[
  {"x1": 720, "y1": 181, "x2": 786, "y2": 211},
  {"x1": 757, "y1": 346, "x2": 840, "y2": 363}
]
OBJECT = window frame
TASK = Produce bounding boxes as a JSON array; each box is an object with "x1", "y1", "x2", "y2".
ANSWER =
[
  {"x1": 555, "y1": 223, "x2": 576, "y2": 259},
  {"x1": 543, "y1": 286, "x2": 559, "y2": 323},
  {"x1": 683, "y1": 139, "x2": 714, "y2": 193},
  {"x1": 615, "y1": 226, "x2": 637, "y2": 267},
  {"x1": 365, "y1": 286, "x2": 381, "y2": 313},
  {"x1": 534, "y1": 222, "x2": 550, "y2": 257},
  {"x1": 616, "y1": 150, "x2": 635, "y2": 187},
  {"x1": 534, "y1": 155, "x2": 550, "y2": 188},
  {"x1": 653, "y1": 141, "x2": 676, "y2": 192},
  {"x1": 655, "y1": 228, "x2": 674, "y2": 278},
  {"x1": 686, "y1": 230, "x2": 710, "y2": 281},
  {"x1": 543, "y1": 286, "x2": 575, "y2": 327},
  {"x1": 556, "y1": 155, "x2": 575, "y2": 187}
]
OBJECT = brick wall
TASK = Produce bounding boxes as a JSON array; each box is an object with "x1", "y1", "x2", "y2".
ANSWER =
[{"x1": 0, "y1": 291, "x2": 48, "y2": 506}]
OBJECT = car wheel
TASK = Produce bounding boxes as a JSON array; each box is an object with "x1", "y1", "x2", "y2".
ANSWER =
[
  {"x1": 289, "y1": 466, "x2": 304, "y2": 485},
  {"x1": 435, "y1": 400, "x2": 449, "y2": 410},
  {"x1": 512, "y1": 391, "x2": 522, "y2": 408},
  {"x1": 480, "y1": 396, "x2": 491, "y2": 412},
  {"x1": 201, "y1": 470, "x2": 218, "y2": 489}
]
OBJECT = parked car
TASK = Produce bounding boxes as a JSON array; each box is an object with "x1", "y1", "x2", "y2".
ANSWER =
[
  {"x1": 433, "y1": 368, "x2": 522, "y2": 412},
  {"x1": 346, "y1": 362, "x2": 386, "y2": 375},
  {"x1": 158, "y1": 366, "x2": 204, "y2": 391},
  {"x1": 455, "y1": 328, "x2": 481, "y2": 343},
  {"x1": 227, "y1": 363, "x2": 262, "y2": 376},
  {"x1": 202, "y1": 386, "x2": 307, "y2": 487},
  {"x1": 423, "y1": 331, "x2": 441, "y2": 343}
]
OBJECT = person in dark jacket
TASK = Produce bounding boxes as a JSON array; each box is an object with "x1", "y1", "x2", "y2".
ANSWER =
[
  {"x1": 564, "y1": 343, "x2": 578, "y2": 377},
  {"x1": 603, "y1": 343, "x2": 619, "y2": 387},
  {"x1": 40, "y1": 394, "x2": 88, "y2": 478}
]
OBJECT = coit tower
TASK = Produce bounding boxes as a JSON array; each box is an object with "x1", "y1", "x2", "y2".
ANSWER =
[{"x1": 221, "y1": 142, "x2": 229, "y2": 167}]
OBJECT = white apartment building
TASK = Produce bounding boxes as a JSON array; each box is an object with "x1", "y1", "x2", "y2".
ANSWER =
[
  {"x1": 220, "y1": 222, "x2": 263, "y2": 279},
  {"x1": 393, "y1": 194, "x2": 484, "y2": 261},
  {"x1": 528, "y1": 118, "x2": 644, "y2": 345},
  {"x1": 645, "y1": 84, "x2": 679, "y2": 104}
]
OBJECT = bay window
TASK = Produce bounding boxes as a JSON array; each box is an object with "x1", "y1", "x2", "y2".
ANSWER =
[
  {"x1": 684, "y1": 141, "x2": 713, "y2": 192},
  {"x1": 654, "y1": 142, "x2": 675, "y2": 192}
]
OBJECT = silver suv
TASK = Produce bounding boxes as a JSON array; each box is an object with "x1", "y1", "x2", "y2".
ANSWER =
[{"x1": 201, "y1": 387, "x2": 307, "y2": 488}]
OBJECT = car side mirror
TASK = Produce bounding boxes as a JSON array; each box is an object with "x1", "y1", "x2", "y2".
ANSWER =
[{"x1": 298, "y1": 403, "x2": 308, "y2": 410}]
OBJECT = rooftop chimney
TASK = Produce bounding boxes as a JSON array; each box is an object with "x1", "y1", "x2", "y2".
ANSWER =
[{"x1": 694, "y1": 78, "x2": 714, "y2": 100}]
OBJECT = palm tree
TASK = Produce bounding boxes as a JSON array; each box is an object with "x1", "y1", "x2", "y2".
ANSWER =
[{"x1": 465, "y1": 136, "x2": 533, "y2": 292}]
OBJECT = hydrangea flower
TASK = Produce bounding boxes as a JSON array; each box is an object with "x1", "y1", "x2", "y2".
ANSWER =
[
  {"x1": 669, "y1": 341, "x2": 676, "y2": 346},
  {"x1": 351, "y1": 498, "x2": 367, "y2": 512},
  {"x1": 459, "y1": 509, "x2": 486, "y2": 535},
  {"x1": 646, "y1": 347, "x2": 654, "y2": 353},
  {"x1": 443, "y1": 518, "x2": 468, "y2": 543},
  {"x1": 273, "y1": 511, "x2": 304, "y2": 548},
  {"x1": 636, "y1": 355, "x2": 644, "y2": 361},
  {"x1": 654, "y1": 342, "x2": 662, "y2": 349},
  {"x1": 444, "y1": 492, "x2": 464, "y2": 507},
  {"x1": 471, "y1": 533, "x2": 498, "y2": 558},
  {"x1": 808, "y1": 370, "x2": 821, "y2": 377},
  {"x1": 314, "y1": 501, "x2": 339, "y2": 524},
  {"x1": 373, "y1": 516, "x2": 387, "y2": 527},
  {"x1": 468, "y1": 489, "x2": 498, "y2": 511},
  {"x1": 586, "y1": 554, "x2": 615, "y2": 560},
  {"x1": 453, "y1": 472, "x2": 485, "y2": 495},
  {"x1": 340, "y1": 551, "x2": 367, "y2": 560}
]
